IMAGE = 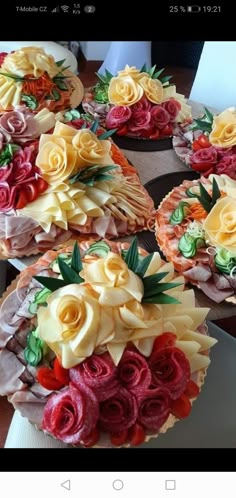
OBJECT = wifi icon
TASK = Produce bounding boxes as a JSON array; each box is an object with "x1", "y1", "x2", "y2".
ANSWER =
[{"x1": 61, "y1": 5, "x2": 69, "y2": 12}]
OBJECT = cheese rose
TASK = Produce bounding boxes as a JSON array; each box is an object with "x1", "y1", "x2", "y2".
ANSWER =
[
  {"x1": 37, "y1": 284, "x2": 115, "y2": 368},
  {"x1": 203, "y1": 196, "x2": 236, "y2": 255},
  {"x1": 108, "y1": 75, "x2": 143, "y2": 106},
  {"x1": 80, "y1": 252, "x2": 144, "y2": 305},
  {"x1": 2, "y1": 46, "x2": 59, "y2": 78},
  {"x1": 138, "y1": 75, "x2": 164, "y2": 104},
  {"x1": 209, "y1": 108, "x2": 236, "y2": 148},
  {"x1": 36, "y1": 134, "x2": 77, "y2": 184},
  {"x1": 117, "y1": 64, "x2": 148, "y2": 81},
  {"x1": 72, "y1": 129, "x2": 113, "y2": 168}
]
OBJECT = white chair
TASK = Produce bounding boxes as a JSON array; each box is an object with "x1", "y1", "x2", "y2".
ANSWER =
[
  {"x1": 99, "y1": 41, "x2": 151, "y2": 75},
  {"x1": 189, "y1": 42, "x2": 236, "y2": 111},
  {"x1": 0, "y1": 41, "x2": 78, "y2": 73}
]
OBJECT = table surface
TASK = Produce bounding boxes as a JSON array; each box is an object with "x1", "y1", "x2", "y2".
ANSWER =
[{"x1": 1, "y1": 99, "x2": 236, "y2": 447}]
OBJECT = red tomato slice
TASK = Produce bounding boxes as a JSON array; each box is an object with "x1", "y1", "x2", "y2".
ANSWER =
[
  {"x1": 192, "y1": 140, "x2": 202, "y2": 151},
  {"x1": 128, "y1": 423, "x2": 146, "y2": 446},
  {"x1": 15, "y1": 190, "x2": 29, "y2": 209},
  {"x1": 37, "y1": 366, "x2": 65, "y2": 391},
  {"x1": 53, "y1": 357, "x2": 70, "y2": 385},
  {"x1": 110, "y1": 430, "x2": 128, "y2": 447},
  {"x1": 152, "y1": 332, "x2": 177, "y2": 352},
  {"x1": 36, "y1": 177, "x2": 48, "y2": 193},
  {"x1": 24, "y1": 183, "x2": 38, "y2": 202},
  {"x1": 116, "y1": 124, "x2": 128, "y2": 136},
  {"x1": 81, "y1": 427, "x2": 100, "y2": 447},
  {"x1": 171, "y1": 394, "x2": 192, "y2": 419},
  {"x1": 197, "y1": 133, "x2": 210, "y2": 148},
  {"x1": 184, "y1": 380, "x2": 200, "y2": 398},
  {"x1": 191, "y1": 162, "x2": 214, "y2": 172},
  {"x1": 160, "y1": 124, "x2": 173, "y2": 137},
  {"x1": 149, "y1": 129, "x2": 160, "y2": 140}
]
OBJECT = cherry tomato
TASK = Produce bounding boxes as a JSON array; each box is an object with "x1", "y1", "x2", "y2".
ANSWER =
[
  {"x1": 149, "y1": 129, "x2": 160, "y2": 140},
  {"x1": 24, "y1": 183, "x2": 38, "y2": 202},
  {"x1": 191, "y1": 162, "x2": 214, "y2": 172},
  {"x1": 36, "y1": 177, "x2": 48, "y2": 193},
  {"x1": 81, "y1": 427, "x2": 100, "y2": 447},
  {"x1": 152, "y1": 332, "x2": 177, "y2": 352},
  {"x1": 15, "y1": 190, "x2": 29, "y2": 209},
  {"x1": 197, "y1": 133, "x2": 210, "y2": 148},
  {"x1": 110, "y1": 429, "x2": 128, "y2": 447},
  {"x1": 128, "y1": 423, "x2": 146, "y2": 446},
  {"x1": 37, "y1": 366, "x2": 65, "y2": 391},
  {"x1": 184, "y1": 380, "x2": 200, "y2": 398},
  {"x1": 53, "y1": 357, "x2": 70, "y2": 385},
  {"x1": 116, "y1": 124, "x2": 128, "y2": 136},
  {"x1": 171, "y1": 394, "x2": 192, "y2": 419},
  {"x1": 160, "y1": 124, "x2": 173, "y2": 137}
]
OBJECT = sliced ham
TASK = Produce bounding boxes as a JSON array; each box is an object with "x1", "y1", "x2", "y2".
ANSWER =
[
  {"x1": 199, "y1": 280, "x2": 234, "y2": 303},
  {"x1": 183, "y1": 264, "x2": 212, "y2": 283},
  {"x1": 213, "y1": 273, "x2": 232, "y2": 290},
  {"x1": 0, "y1": 289, "x2": 25, "y2": 337},
  {"x1": 8, "y1": 390, "x2": 47, "y2": 426},
  {"x1": 0, "y1": 349, "x2": 25, "y2": 395}
]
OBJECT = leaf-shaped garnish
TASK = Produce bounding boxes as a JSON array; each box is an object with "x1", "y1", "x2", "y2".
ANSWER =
[
  {"x1": 71, "y1": 241, "x2": 83, "y2": 273},
  {"x1": 123, "y1": 237, "x2": 139, "y2": 272},
  {"x1": 196, "y1": 177, "x2": 221, "y2": 213}
]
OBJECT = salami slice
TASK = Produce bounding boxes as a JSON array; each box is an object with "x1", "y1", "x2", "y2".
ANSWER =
[{"x1": 148, "y1": 347, "x2": 190, "y2": 399}]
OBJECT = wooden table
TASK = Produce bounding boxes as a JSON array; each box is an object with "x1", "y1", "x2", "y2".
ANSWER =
[{"x1": 1, "y1": 100, "x2": 236, "y2": 446}]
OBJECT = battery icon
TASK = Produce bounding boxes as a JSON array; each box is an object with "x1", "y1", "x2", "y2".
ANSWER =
[{"x1": 187, "y1": 5, "x2": 201, "y2": 12}]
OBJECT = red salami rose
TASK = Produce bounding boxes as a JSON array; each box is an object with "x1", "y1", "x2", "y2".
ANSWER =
[
  {"x1": 148, "y1": 347, "x2": 190, "y2": 399},
  {"x1": 162, "y1": 98, "x2": 181, "y2": 121},
  {"x1": 0, "y1": 164, "x2": 13, "y2": 182},
  {"x1": 216, "y1": 154, "x2": 236, "y2": 179},
  {"x1": 118, "y1": 350, "x2": 151, "y2": 394},
  {"x1": 137, "y1": 387, "x2": 171, "y2": 431},
  {"x1": 106, "y1": 106, "x2": 132, "y2": 129},
  {"x1": 42, "y1": 384, "x2": 99, "y2": 445},
  {"x1": 99, "y1": 387, "x2": 138, "y2": 432},
  {"x1": 150, "y1": 106, "x2": 170, "y2": 129},
  {"x1": 70, "y1": 353, "x2": 119, "y2": 401}
]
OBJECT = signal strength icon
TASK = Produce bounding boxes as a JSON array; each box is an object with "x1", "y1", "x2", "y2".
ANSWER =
[
  {"x1": 51, "y1": 6, "x2": 59, "y2": 12},
  {"x1": 61, "y1": 5, "x2": 70, "y2": 12}
]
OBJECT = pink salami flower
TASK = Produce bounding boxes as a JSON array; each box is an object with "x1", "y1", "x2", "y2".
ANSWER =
[
  {"x1": 150, "y1": 105, "x2": 170, "y2": 129},
  {"x1": 106, "y1": 106, "x2": 132, "y2": 129},
  {"x1": 162, "y1": 98, "x2": 181, "y2": 122},
  {"x1": 0, "y1": 110, "x2": 38, "y2": 143},
  {"x1": 148, "y1": 347, "x2": 190, "y2": 399},
  {"x1": 42, "y1": 384, "x2": 99, "y2": 445},
  {"x1": 190, "y1": 146, "x2": 218, "y2": 166},
  {"x1": 132, "y1": 95, "x2": 152, "y2": 112},
  {"x1": 128, "y1": 109, "x2": 151, "y2": 132},
  {"x1": 216, "y1": 154, "x2": 236, "y2": 179},
  {"x1": 70, "y1": 353, "x2": 119, "y2": 401},
  {"x1": 0, "y1": 182, "x2": 17, "y2": 212}
]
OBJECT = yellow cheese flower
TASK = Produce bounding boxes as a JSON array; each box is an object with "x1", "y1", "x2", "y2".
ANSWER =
[
  {"x1": 108, "y1": 75, "x2": 143, "y2": 106},
  {"x1": 0, "y1": 75, "x2": 22, "y2": 110},
  {"x1": 37, "y1": 284, "x2": 115, "y2": 368},
  {"x1": 80, "y1": 252, "x2": 144, "y2": 305},
  {"x1": 209, "y1": 107, "x2": 236, "y2": 148},
  {"x1": 117, "y1": 65, "x2": 149, "y2": 81},
  {"x1": 36, "y1": 134, "x2": 77, "y2": 184},
  {"x1": 1, "y1": 46, "x2": 59, "y2": 78},
  {"x1": 203, "y1": 196, "x2": 236, "y2": 255},
  {"x1": 138, "y1": 75, "x2": 164, "y2": 104},
  {"x1": 72, "y1": 129, "x2": 113, "y2": 168}
]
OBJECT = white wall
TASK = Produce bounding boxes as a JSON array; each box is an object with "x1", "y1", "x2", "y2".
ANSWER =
[{"x1": 80, "y1": 42, "x2": 111, "y2": 61}]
